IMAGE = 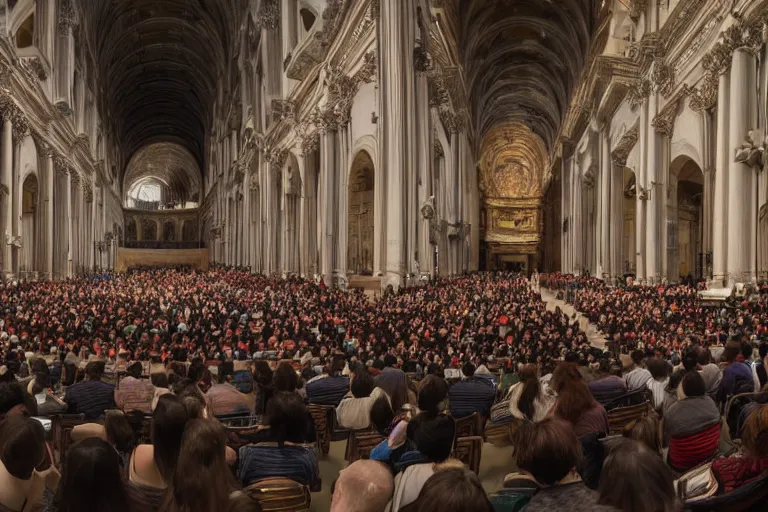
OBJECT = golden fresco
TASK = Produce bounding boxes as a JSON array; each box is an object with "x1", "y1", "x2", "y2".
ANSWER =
[
  {"x1": 480, "y1": 122, "x2": 547, "y2": 199},
  {"x1": 480, "y1": 122, "x2": 547, "y2": 246}
]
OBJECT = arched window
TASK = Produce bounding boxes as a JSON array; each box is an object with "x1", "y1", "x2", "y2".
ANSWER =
[
  {"x1": 300, "y1": 8, "x2": 316, "y2": 32},
  {"x1": 16, "y1": 13, "x2": 34, "y2": 48}
]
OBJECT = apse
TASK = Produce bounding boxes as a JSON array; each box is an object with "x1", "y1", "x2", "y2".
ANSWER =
[{"x1": 123, "y1": 143, "x2": 201, "y2": 210}]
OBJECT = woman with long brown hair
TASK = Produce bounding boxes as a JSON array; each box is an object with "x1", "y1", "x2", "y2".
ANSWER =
[
  {"x1": 506, "y1": 364, "x2": 555, "y2": 422},
  {"x1": 159, "y1": 419, "x2": 242, "y2": 512},
  {"x1": 550, "y1": 362, "x2": 608, "y2": 438}
]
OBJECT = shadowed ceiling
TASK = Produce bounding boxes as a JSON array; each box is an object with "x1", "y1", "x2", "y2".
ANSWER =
[
  {"x1": 79, "y1": 0, "x2": 246, "y2": 187},
  {"x1": 460, "y1": 0, "x2": 600, "y2": 150}
]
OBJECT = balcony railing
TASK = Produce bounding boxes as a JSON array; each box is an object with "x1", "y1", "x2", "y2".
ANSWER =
[{"x1": 124, "y1": 241, "x2": 205, "y2": 250}]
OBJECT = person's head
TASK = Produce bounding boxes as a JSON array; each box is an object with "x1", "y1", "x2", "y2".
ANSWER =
[
  {"x1": 724, "y1": 339, "x2": 742, "y2": 363},
  {"x1": 126, "y1": 361, "x2": 143, "y2": 379},
  {"x1": 461, "y1": 362, "x2": 475, "y2": 378},
  {"x1": 412, "y1": 414, "x2": 455, "y2": 463},
  {"x1": 417, "y1": 375, "x2": 449, "y2": 417},
  {"x1": 551, "y1": 362, "x2": 594, "y2": 425},
  {"x1": 351, "y1": 367, "x2": 375, "y2": 399},
  {"x1": 151, "y1": 372, "x2": 169, "y2": 389},
  {"x1": 253, "y1": 361, "x2": 273, "y2": 388},
  {"x1": 266, "y1": 391, "x2": 309, "y2": 446},
  {"x1": 681, "y1": 371, "x2": 706, "y2": 398},
  {"x1": 598, "y1": 439, "x2": 677, "y2": 512},
  {"x1": 741, "y1": 341, "x2": 754, "y2": 361},
  {"x1": 370, "y1": 395, "x2": 394, "y2": 436},
  {"x1": 405, "y1": 467, "x2": 494, "y2": 512},
  {"x1": 742, "y1": 404, "x2": 768, "y2": 458},
  {"x1": 104, "y1": 410, "x2": 137, "y2": 454},
  {"x1": 273, "y1": 361, "x2": 298, "y2": 393},
  {"x1": 516, "y1": 417, "x2": 581, "y2": 486},
  {"x1": 152, "y1": 394, "x2": 189, "y2": 483},
  {"x1": 647, "y1": 358, "x2": 669, "y2": 381},
  {"x1": 697, "y1": 347, "x2": 712, "y2": 366},
  {"x1": 518, "y1": 363, "x2": 541, "y2": 421},
  {"x1": 330, "y1": 460, "x2": 394, "y2": 512},
  {"x1": 0, "y1": 415, "x2": 46, "y2": 480},
  {"x1": 54, "y1": 437, "x2": 129, "y2": 512},
  {"x1": 0, "y1": 381, "x2": 27, "y2": 416},
  {"x1": 330, "y1": 356, "x2": 346, "y2": 377},
  {"x1": 161, "y1": 419, "x2": 237, "y2": 512},
  {"x1": 85, "y1": 361, "x2": 105, "y2": 381},
  {"x1": 631, "y1": 350, "x2": 645, "y2": 368},
  {"x1": 622, "y1": 415, "x2": 661, "y2": 454}
]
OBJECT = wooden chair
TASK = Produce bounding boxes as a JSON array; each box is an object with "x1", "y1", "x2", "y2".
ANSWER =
[
  {"x1": 453, "y1": 436, "x2": 483, "y2": 475},
  {"x1": 454, "y1": 412, "x2": 481, "y2": 438},
  {"x1": 307, "y1": 404, "x2": 332, "y2": 455},
  {"x1": 724, "y1": 391, "x2": 768, "y2": 440},
  {"x1": 607, "y1": 401, "x2": 651, "y2": 434},
  {"x1": 50, "y1": 413, "x2": 86, "y2": 469},
  {"x1": 245, "y1": 477, "x2": 311, "y2": 512},
  {"x1": 345, "y1": 431, "x2": 385, "y2": 465},
  {"x1": 485, "y1": 418, "x2": 525, "y2": 447}
]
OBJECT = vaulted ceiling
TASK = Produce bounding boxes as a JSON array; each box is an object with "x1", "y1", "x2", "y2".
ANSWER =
[
  {"x1": 79, "y1": 0, "x2": 246, "y2": 182},
  {"x1": 460, "y1": 0, "x2": 601, "y2": 149}
]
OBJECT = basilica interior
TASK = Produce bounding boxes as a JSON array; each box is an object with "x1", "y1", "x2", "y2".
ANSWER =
[{"x1": 0, "y1": 0, "x2": 766, "y2": 289}]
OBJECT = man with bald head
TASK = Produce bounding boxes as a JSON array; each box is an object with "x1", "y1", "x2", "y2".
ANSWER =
[{"x1": 331, "y1": 460, "x2": 394, "y2": 512}]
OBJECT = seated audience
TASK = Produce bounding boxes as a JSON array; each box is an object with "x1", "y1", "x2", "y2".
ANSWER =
[
  {"x1": 53, "y1": 437, "x2": 129, "y2": 512},
  {"x1": 597, "y1": 438, "x2": 678, "y2": 512},
  {"x1": 697, "y1": 348, "x2": 722, "y2": 395},
  {"x1": 206, "y1": 362, "x2": 252, "y2": 418},
  {"x1": 718, "y1": 339, "x2": 755, "y2": 402},
  {"x1": 711, "y1": 404, "x2": 768, "y2": 494},
  {"x1": 448, "y1": 362, "x2": 496, "y2": 419},
  {"x1": 337, "y1": 364, "x2": 388, "y2": 430},
  {"x1": 64, "y1": 361, "x2": 116, "y2": 420},
  {"x1": 588, "y1": 359, "x2": 627, "y2": 405},
  {"x1": 237, "y1": 391, "x2": 319, "y2": 488},
  {"x1": 622, "y1": 415, "x2": 662, "y2": 454},
  {"x1": 330, "y1": 460, "x2": 394, "y2": 512},
  {"x1": 506, "y1": 363, "x2": 555, "y2": 422},
  {"x1": 159, "y1": 419, "x2": 243, "y2": 512},
  {"x1": 252, "y1": 361, "x2": 273, "y2": 415},
  {"x1": 551, "y1": 363, "x2": 609, "y2": 438},
  {"x1": 401, "y1": 467, "x2": 494, "y2": 512},
  {"x1": 0, "y1": 415, "x2": 53, "y2": 512},
  {"x1": 623, "y1": 350, "x2": 651, "y2": 391},
  {"x1": 376, "y1": 365, "x2": 411, "y2": 412},
  {"x1": 516, "y1": 417, "x2": 615, "y2": 511},
  {"x1": 664, "y1": 371, "x2": 721, "y2": 471},
  {"x1": 115, "y1": 361, "x2": 154, "y2": 414},
  {"x1": 306, "y1": 356, "x2": 350, "y2": 407},
  {"x1": 645, "y1": 358, "x2": 670, "y2": 412},
  {"x1": 28, "y1": 373, "x2": 66, "y2": 417},
  {"x1": 150, "y1": 372, "x2": 172, "y2": 410}
]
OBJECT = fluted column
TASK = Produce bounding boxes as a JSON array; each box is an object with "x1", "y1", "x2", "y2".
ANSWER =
[
  {"x1": 379, "y1": 0, "x2": 409, "y2": 288},
  {"x1": 712, "y1": 70, "x2": 730, "y2": 286},
  {"x1": 335, "y1": 126, "x2": 350, "y2": 281},
  {"x1": 44, "y1": 151, "x2": 54, "y2": 279},
  {"x1": 319, "y1": 129, "x2": 336, "y2": 286},
  {"x1": 54, "y1": 2, "x2": 75, "y2": 118},
  {"x1": 645, "y1": 91, "x2": 660, "y2": 284},
  {"x1": 600, "y1": 130, "x2": 611, "y2": 279},
  {"x1": 1, "y1": 115, "x2": 11, "y2": 279},
  {"x1": 572, "y1": 157, "x2": 583, "y2": 274},
  {"x1": 66, "y1": 169, "x2": 72, "y2": 276},
  {"x1": 561, "y1": 152, "x2": 571, "y2": 273},
  {"x1": 610, "y1": 159, "x2": 624, "y2": 278},
  {"x1": 726, "y1": 48, "x2": 757, "y2": 284}
]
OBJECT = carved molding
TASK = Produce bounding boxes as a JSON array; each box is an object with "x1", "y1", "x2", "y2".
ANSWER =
[
  {"x1": 627, "y1": 79, "x2": 651, "y2": 111},
  {"x1": 611, "y1": 124, "x2": 639, "y2": 167},
  {"x1": 414, "y1": 41, "x2": 432, "y2": 73},
  {"x1": 629, "y1": 0, "x2": 647, "y2": 23},
  {"x1": 688, "y1": 74, "x2": 718, "y2": 113},
  {"x1": 651, "y1": 57, "x2": 674, "y2": 97}
]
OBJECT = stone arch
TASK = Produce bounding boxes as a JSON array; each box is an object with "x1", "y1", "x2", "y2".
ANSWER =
[
  {"x1": 347, "y1": 150, "x2": 375, "y2": 275},
  {"x1": 181, "y1": 218, "x2": 198, "y2": 242},
  {"x1": 140, "y1": 217, "x2": 158, "y2": 241},
  {"x1": 669, "y1": 155, "x2": 704, "y2": 281},
  {"x1": 162, "y1": 219, "x2": 177, "y2": 242},
  {"x1": 351, "y1": 135, "x2": 381, "y2": 274},
  {"x1": 19, "y1": 172, "x2": 38, "y2": 274}
]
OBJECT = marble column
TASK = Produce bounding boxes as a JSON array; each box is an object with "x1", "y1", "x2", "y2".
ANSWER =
[
  {"x1": 379, "y1": 0, "x2": 409, "y2": 288},
  {"x1": 712, "y1": 71, "x2": 730, "y2": 286},
  {"x1": 571, "y1": 157, "x2": 582, "y2": 274},
  {"x1": 660, "y1": 130, "x2": 673, "y2": 282},
  {"x1": 416, "y1": 66, "x2": 431, "y2": 277},
  {"x1": 700, "y1": 108, "x2": 714, "y2": 279},
  {"x1": 44, "y1": 152, "x2": 53, "y2": 279},
  {"x1": 1, "y1": 116, "x2": 11, "y2": 279},
  {"x1": 726, "y1": 48, "x2": 757, "y2": 284},
  {"x1": 561, "y1": 153, "x2": 571, "y2": 273},
  {"x1": 610, "y1": 159, "x2": 625, "y2": 279},
  {"x1": 66, "y1": 170, "x2": 73, "y2": 276},
  {"x1": 319, "y1": 129, "x2": 336, "y2": 286},
  {"x1": 336, "y1": 126, "x2": 350, "y2": 281},
  {"x1": 645, "y1": 93, "x2": 660, "y2": 284},
  {"x1": 600, "y1": 131, "x2": 611, "y2": 279}
]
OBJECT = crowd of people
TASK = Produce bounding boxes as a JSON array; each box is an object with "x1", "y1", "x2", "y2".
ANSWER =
[{"x1": 0, "y1": 268, "x2": 765, "y2": 511}]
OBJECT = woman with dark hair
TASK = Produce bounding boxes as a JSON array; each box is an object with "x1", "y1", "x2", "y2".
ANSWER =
[
  {"x1": 273, "y1": 361, "x2": 299, "y2": 393},
  {"x1": 237, "y1": 392, "x2": 319, "y2": 488},
  {"x1": 663, "y1": 371, "x2": 721, "y2": 472},
  {"x1": 0, "y1": 415, "x2": 49, "y2": 512},
  {"x1": 645, "y1": 357, "x2": 670, "y2": 412},
  {"x1": 375, "y1": 366, "x2": 410, "y2": 412},
  {"x1": 252, "y1": 361, "x2": 273, "y2": 415},
  {"x1": 506, "y1": 364, "x2": 554, "y2": 422},
  {"x1": 402, "y1": 467, "x2": 494, "y2": 512},
  {"x1": 159, "y1": 420, "x2": 243, "y2": 512},
  {"x1": 711, "y1": 404, "x2": 768, "y2": 493},
  {"x1": 598, "y1": 439, "x2": 679, "y2": 512},
  {"x1": 551, "y1": 363, "x2": 608, "y2": 438},
  {"x1": 336, "y1": 364, "x2": 387, "y2": 430},
  {"x1": 125, "y1": 394, "x2": 189, "y2": 511},
  {"x1": 516, "y1": 418, "x2": 615, "y2": 512},
  {"x1": 53, "y1": 437, "x2": 130, "y2": 512}
]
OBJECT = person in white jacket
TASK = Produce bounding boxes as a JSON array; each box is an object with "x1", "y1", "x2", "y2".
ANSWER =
[
  {"x1": 507, "y1": 364, "x2": 556, "y2": 423},
  {"x1": 336, "y1": 365, "x2": 388, "y2": 430}
]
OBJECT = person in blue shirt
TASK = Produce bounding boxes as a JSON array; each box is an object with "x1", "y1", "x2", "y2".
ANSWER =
[{"x1": 448, "y1": 362, "x2": 496, "y2": 419}]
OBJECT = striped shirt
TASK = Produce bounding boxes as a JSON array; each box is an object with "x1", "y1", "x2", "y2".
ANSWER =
[
  {"x1": 237, "y1": 444, "x2": 319, "y2": 487},
  {"x1": 645, "y1": 377, "x2": 669, "y2": 411},
  {"x1": 448, "y1": 377, "x2": 496, "y2": 418},
  {"x1": 624, "y1": 367, "x2": 652, "y2": 391},
  {"x1": 64, "y1": 379, "x2": 116, "y2": 420},
  {"x1": 306, "y1": 375, "x2": 350, "y2": 406}
]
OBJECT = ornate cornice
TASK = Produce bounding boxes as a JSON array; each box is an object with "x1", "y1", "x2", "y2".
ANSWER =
[
  {"x1": 688, "y1": 74, "x2": 718, "y2": 113},
  {"x1": 651, "y1": 57, "x2": 674, "y2": 97},
  {"x1": 611, "y1": 123, "x2": 639, "y2": 167},
  {"x1": 414, "y1": 40, "x2": 432, "y2": 74},
  {"x1": 627, "y1": 79, "x2": 651, "y2": 111},
  {"x1": 652, "y1": 85, "x2": 691, "y2": 138}
]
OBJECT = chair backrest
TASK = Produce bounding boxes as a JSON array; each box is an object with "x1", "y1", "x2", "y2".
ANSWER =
[
  {"x1": 453, "y1": 436, "x2": 483, "y2": 475},
  {"x1": 603, "y1": 387, "x2": 650, "y2": 412},
  {"x1": 245, "y1": 477, "x2": 311, "y2": 512},
  {"x1": 686, "y1": 470, "x2": 768, "y2": 512},
  {"x1": 724, "y1": 391, "x2": 768, "y2": 440},
  {"x1": 606, "y1": 401, "x2": 651, "y2": 434},
  {"x1": 50, "y1": 413, "x2": 87, "y2": 466},
  {"x1": 454, "y1": 412, "x2": 480, "y2": 438},
  {"x1": 307, "y1": 404, "x2": 332, "y2": 455},
  {"x1": 345, "y1": 430, "x2": 385, "y2": 465},
  {"x1": 668, "y1": 422, "x2": 721, "y2": 472},
  {"x1": 220, "y1": 415, "x2": 263, "y2": 428}
]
